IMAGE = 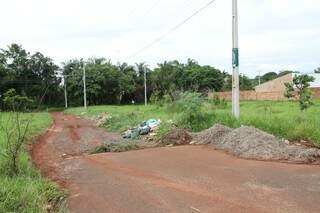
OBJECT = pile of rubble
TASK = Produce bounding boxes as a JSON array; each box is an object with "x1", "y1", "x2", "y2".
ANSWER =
[{"x1": 192, "y1": 124, "x2": 320, "y2": 164}]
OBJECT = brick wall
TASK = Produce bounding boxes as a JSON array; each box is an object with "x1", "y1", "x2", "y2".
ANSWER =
[{"x1": 209, "y1": 87, "x2": 320, "y2": 101}]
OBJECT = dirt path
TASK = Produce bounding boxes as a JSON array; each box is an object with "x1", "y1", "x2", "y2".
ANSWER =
[{"x1": 32, "y1": 112, "x2": 320, "y2": 213}]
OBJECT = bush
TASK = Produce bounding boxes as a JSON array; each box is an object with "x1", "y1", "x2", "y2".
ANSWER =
[
  {"x1": 284, "y1": 74, "x2": 315, "y2": 111},
  {"x1": 3, "y1": 89, "x2": 34, "y2": 112},
  {"x1": 173, "y1": 92, "x2": 212, "y2": 131}
]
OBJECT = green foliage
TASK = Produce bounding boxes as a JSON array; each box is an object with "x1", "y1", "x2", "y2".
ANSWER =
[
  {"x1": 314, "y1": 67, "x2": 320, "y2": 73},
  {"x1": 223, "y1": 74, "x2": 254, "y2": 91},
  {"x1": 0, "y1": 44, "x2": 62, "y2": 107},
  {"x1": 285, "y1": 74, "x2": 315, "y2": 111},
  {"x1": 89, "y1": 141, "x2": 139, "y2": 154},
  {"x1": 211, "y1": 95, "x2": 228, "y2": 109},
  {"x1": 173, "y1": 92, "x2": 212, "y2": 131},
  {"x1": 0, "y1": 112, "x2": 66, "y2": 212},
  {"x1": 284, "y1": 82, "x2": 295, "y2": 99},
  {"x1": 67, "y1": 100, "x2": 320, "y2": 146},
  {"x1": 3, "y1": 89, "x2": 33, "y2": 111}
]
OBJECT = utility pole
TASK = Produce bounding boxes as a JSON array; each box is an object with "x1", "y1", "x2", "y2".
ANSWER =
[
  {"x1": 64, "y1": 75, "x2": 68, "y2": 108},
  {"x1": 144, "y1": 68, "x2": 147, "y2": 106},
  {"x1": 83, "y1": 62, "x2": 87, "y2": 110},
  {"x1": 258, "y1": 70, "x2": 261, "y2": 85},
  {"x1": 232, "y1": 0, "x2": 240, "y2": 118}
]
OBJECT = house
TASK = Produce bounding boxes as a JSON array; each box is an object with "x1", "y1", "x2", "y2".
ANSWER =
[
  {"x1": 210, "y1": 73, "x2": 320, "y2": 101},
  {"x1": 255, "y1": 73, "x2": 320, "y2": 100},
  {"x1": 255, "y1": 73, "x2": 320, "y2": 92},
  {"x1": 254, "y1": 73, "x2": 293, "y2": 93}
]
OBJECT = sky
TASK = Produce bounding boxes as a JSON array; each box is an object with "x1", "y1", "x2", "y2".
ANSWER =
[{"x1": 0, "y1": 0, "x2": 319, "y2": 77}]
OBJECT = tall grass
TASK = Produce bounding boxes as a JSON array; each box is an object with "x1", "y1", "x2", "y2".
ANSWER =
[
  {"x1": 0, "y1": 112, "x2": 66, "y2": 212},
  {"x1": 66, "y1": 100, "x2": 320, "y2": 146}
]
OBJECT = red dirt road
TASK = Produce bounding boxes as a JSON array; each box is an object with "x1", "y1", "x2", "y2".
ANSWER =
[{"x1": 32, "y1": 113, "x2": 320, "y2": 213}]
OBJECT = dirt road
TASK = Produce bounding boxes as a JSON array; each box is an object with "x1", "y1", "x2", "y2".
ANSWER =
[{"x1": 32, "y1": 113, "x2": 320, "y2": 213}]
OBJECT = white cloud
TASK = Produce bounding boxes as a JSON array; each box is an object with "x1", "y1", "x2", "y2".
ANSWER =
[{"x1": 0, "y1": 0, "x2": 319, "y2": 77}]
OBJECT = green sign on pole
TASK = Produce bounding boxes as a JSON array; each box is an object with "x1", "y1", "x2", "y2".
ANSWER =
[{"x1": 232, "y1": 48, "x2": 239, "y2": 67}]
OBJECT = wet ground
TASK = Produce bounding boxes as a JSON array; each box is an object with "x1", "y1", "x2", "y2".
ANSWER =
[{"x1": 32, "y1": 112, "x2": 320, "y2": 213}]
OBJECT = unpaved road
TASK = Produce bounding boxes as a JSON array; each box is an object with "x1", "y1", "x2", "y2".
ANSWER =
[{"x1": 32, "y1": 113, "x2": 320, "y2": 213}]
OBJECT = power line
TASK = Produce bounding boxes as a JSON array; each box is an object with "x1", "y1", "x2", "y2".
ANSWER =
[{"x1": 127, "y1": 0, "x2": 217, "y2": 59}]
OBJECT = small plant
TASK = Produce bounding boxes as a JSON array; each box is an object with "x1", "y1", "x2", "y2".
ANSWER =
[{"x1": 284, "y1": 74, "x2": 315, "y2": 111}]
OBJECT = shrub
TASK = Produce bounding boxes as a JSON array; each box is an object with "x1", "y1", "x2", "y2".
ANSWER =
[
  {"x1": 284, "y1": 74, "x2": 315, "y2": 111},
  {"x1": 3, "y1": 89, "x2": 34, "y2": 112},
  {"x1": 174, "y1": 92, "x2": 212, "y2": 131}
]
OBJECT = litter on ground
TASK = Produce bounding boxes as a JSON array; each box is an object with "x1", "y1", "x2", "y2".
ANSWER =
[{"x1": 122, "y1": 119, "x2": 161, "y2": 139}]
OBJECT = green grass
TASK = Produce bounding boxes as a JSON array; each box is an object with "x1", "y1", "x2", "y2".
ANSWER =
[
  {"x1": 65, "y1": 100, "x2": 320, "y2": 146},
  {"x1": 0, "y1": 112, "x2": 66, "y2": 213}
]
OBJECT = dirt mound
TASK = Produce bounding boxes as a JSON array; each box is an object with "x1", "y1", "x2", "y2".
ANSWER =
[
  {"x1": 195, "y1": 124, "x2": 320, "y2": 164},
  {"x1": 157, "y1": 129, "x2": 193, "y2": 146},
  {"x1": 192, "y1": 124, "x2": 232, "y2": 145}
]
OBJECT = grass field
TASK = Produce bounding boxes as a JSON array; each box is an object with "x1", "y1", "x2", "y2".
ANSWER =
[
  {"x1": 0, "y1": 112, "x2": 66, "y2": 213},
  {"x1": 66, "y1": 100, "x2": 320, "y2": 146}
]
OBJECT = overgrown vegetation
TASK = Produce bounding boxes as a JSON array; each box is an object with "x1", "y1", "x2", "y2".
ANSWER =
[
  {"x1": 285, "y1": 74, "x2": 315, "y2": 110},
  {"x1": 0, "y1": 112, "x2": 66, "y2": 212},
  {"x1": 66, "y1": 97, "x2": 320, "y2": 146}
]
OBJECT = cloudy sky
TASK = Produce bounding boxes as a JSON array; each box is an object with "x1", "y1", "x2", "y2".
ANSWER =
[{"x1": 1, "y1": 0, "x2": 319, "y2": 77}]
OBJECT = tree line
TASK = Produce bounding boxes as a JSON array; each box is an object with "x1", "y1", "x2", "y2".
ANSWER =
[{"x1": 0, "y1": 44, "x2": 318, "y2": 108}]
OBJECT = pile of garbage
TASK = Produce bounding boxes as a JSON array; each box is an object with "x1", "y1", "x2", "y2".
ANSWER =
[
  {"x1": 192, "y1": 124, "x2": 320, "y2": 164},
  {"x1": 122, "y1": 119, "x2": 161, "y2": 139}
]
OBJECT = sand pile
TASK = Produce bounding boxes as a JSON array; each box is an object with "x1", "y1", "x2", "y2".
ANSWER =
[{"x1": 194, "y1": 124, "x2": 320, "y2": 164}]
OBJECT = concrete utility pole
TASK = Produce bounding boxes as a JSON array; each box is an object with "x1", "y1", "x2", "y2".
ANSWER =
[
  {"x1": 144, "y1": 68, "x2": 147, "y2": 106},
  {"x1": 258, "y1": 70, "x2": 261, "y2": 85},
  {"x1": 83, "y1": 62, "x2": 87, "y2": 110},
  {"x1": 64, "y1": 75, "x2": 68, "y2": 108},
  {"x1": 232, "y1": 0, "x2": 240, "y2": 118}
]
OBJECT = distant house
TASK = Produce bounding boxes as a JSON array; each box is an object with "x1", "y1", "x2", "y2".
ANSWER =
[
  {"x1": 210, "y1": 73, "x2": 320, "y2": 101},
  {"x1": 254, "y1": 73, "x2": 320, "y2": 93},
  {"x1": 254, "y1": 73, "x2": 293, "y2": 93}
]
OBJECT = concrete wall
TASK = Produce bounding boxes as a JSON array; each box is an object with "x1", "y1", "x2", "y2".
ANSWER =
[{"x1": 255, "y1": 73, "x2": 293, "y2": 93}]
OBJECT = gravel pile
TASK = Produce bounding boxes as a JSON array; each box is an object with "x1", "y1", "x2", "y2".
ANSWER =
[
  {"x1": 192, "y1": 124, "x2": 232, "y2": 145},
  {"x1": 195, "y1": 124, "x2": 320, "y2": 164}
]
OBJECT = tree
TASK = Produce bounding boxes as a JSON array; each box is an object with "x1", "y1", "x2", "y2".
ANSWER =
[
  {"x1": 314, "y1": 67, "x2": 320, "y2": 73},
  {"x1": 278, "y1": 70, "x2": 294, "y2": 77},
  {"x1": 222, "y1": 74, "x2": 253, "y2": 91},
  {"x1": 261, "y1": 72, "x2": 278, "y2": 83},
  {"x1": 284, "y1": 74, "x2": 315, "y2": 111},
  {"x1": 0, "y1": 44, "x2": 61, "y2": 107}
]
